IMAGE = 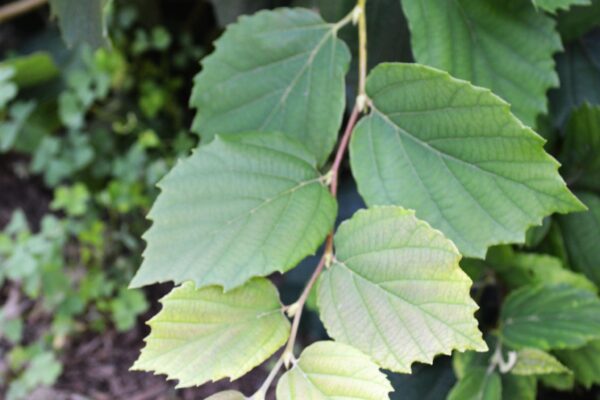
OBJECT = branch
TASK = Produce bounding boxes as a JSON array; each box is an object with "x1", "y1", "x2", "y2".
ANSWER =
[
  {"x1": 253, "y1": 1, "x2": 369, "y2": 395},
  {"x1": 0, "y1": 0, "x2": 48, "y2": 23}
]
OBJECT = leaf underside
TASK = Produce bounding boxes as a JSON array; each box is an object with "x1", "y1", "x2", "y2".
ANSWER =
[
  {"x1": 276, "y1": 341, "x2": 393, "y2": 400},
  {"x1": 501, "y1": 285, "x2": 600, "y2": 350},
  {"x1": 131, "y1": 132, "x2": 336, "y2": 290},
  {"x1": 132, "y1": 278, "x2": 290, "y2": 388},
  {"x1": 317, "y1": 206, "x2": 486, "y2": 373},
  {"x1": 401, "y1": 0, "x2": 561, "y2": 126},
  {"x1": 190, "y1": 8, "x2": 350, "y2": 165},
  {"x1": 350, "y1": 63, "x2": 583, "y2": 258}
]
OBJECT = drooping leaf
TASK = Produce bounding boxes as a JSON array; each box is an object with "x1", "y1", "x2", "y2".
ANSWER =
[
  {"x1": 49, "y1": 0, "x2": 110, "y2": 49},
  {"x1": 190, "y1": 8, "x2": 350, "y2": 165},
  {"x1": 560, "y1": 104, "x2": 600, "y2": 191},
  {"x1": 276, "y1": 341, "x2": 393, "y2": 399},
  {"x1": 447, "y1": 368, "x2": 501, "y2": 400},
  {"x1": 511, "y1": 348, "x2": 570, "y2": 376},
  {"x1": 317, "y1": 206, "x2": 486, "y2": 373},
  {"x1": 532, "y1": 0, "x2": 590, "y2": 13},
  {"x1": 132, "y1": 278, "x2": 290, "y2": 388},
  {"x1": 549, "y1": 33, "x2": 600, "y2": 128},
  {"x1": 388, "y1": 357, "x2": 456, "y2": 400},
  {"x1": 558, "y1": 192, "x2": 600, "y2": 285},
  {"x1": 350, "y1": 63, "x2": 583, "y2": 258},
  {"x1": 557, "y1": 0, "x2": 600, "y2": 42},
  {"x1": 401, "y1": 0, "x2": 561, "y2": 126},
  {"x1": 482, "y1": 246, "x2": 596, "y2": 293},
  {"x1": 130, "y1": 132, "x2": 336, "y2": 290},
  {"x1": 555, "y1": 340, "x2": 600, "y2": 388},
  {"x1": 500, "y1": 285, "x2": 600, "y2": 350}
]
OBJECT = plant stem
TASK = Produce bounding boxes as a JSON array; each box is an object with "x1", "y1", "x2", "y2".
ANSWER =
[
  {"x1": 0, "y1": 0, "x2": 48, "y2": 23},
  {"x1": 357, "y1": 0, "x2": 368, "y2": 103},
  {"x1": 253, "y1": 357, "x2": 284, "y2": 400},
  {"x1": 253, "y1": 1, "x2": 369, "y2": 395}
]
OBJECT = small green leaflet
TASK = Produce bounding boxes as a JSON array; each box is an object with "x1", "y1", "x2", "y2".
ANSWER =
[
  {"x1": 560, "y1": 104, "x2": 600, "y2": 191},
  {"x1": 511, "y1": 348, "x2": 570, "y2": 376},
  {"x1": 448, "y1": 368, "x2": 501, "y2": 400},
  {"x1": 558, "y1": 192, "x2": 600, "y2": 285},
  {"x1": 401, "y1": 0, "x2": 561, "y2": 126},
  {"x1": 500, "y1": 285, "x2": 600, "y2": 350},
  {"x1": 132, "y1": 278, "x2": 289, "y2": 388},
  {"x1": 350, "y1": 63, "x2": 583, "y2": 258},
  {"x1": 532, "y1": 0, "x2": 590, "y2": 12},
  {"x1": 556, "y1": 340, "x2": 600, "y2": 388},
  {"x1": 0, "y1": 52, "x2": 59, "y2": 88},
  {"x1": 49, "y1": 0, "x2": 110, "y2": 49},
  {"x1": 317, "y1": 206, "x2": 486, "y2": 373},
  {"x1": 276, "y1": 341, "x2": 393, "y2": 399},
  {"x1": 190, "y1": 8, "x2": 350, "y2": 165},
  {"x1": 131, "y1": 132, "x2": 336, "y2": 290}
]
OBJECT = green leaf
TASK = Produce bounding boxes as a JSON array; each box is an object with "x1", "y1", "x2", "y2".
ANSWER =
[
  {"x1": 555, "y1": 340, "x2": 600, "y2": 388},
  {"x1": 49, "y1": 0, "x2": 110, "y2": 49},
  {"x1": 539, "y1": 372, "x2": 575, "y2": 391},
  {"x1": 550, "y1": 35, "x2": 600, "y2": 128},
  {"x1": 558, "y1": 192, "x2": 600, "y2": 285},
  {"x1": 401, "y1": 0, "x2": 561, "y2": 126},
  {"x1": 350, "y1": 63, "x2": 583, "y2": 258},
  {"x1": 482, "y1": 246, "x2": 596, "y2": 293},
  {"x1": 0, "y1": 52, "x2": 59, "y2": 88},
  {"x1": 132, "y1": 278, "x2": 290, "y2": 388},
  {"x1": 560, "y1": 104, "x2": 600, "y2": 191},
  {"x1": 276, "y1": 341, "x2": 393, "y2": 400},
  {"x1": 0, "y1": 101, "x2": 36, "y2": 152},
  {"x1": 448, "y1": 368, "x2": 501, "y2": 400},
  {"x1": 130, "y1": 132, "x2": 336, "y2": 290},
  {"x1": 205, "y1": 391, "x2": 246, "y2": 400},
  {"x1": 500, "y1": 285, "x2": 600, "y2": 350},
  {"x1": 190, "y1": 8, "x2": 350, "y2": 165},
  {"x1": 533, "y1": 0, "x2": 590, "y2": 13},
  {"x1": 502, "y1": 375, "x2": 536, "y2": 400},
  {"x1": 317, "y1": 206, "x2": 486, "y2": 373},
  {"x1": 511, "y1": 348, "x2": 570, "y2": 376}
]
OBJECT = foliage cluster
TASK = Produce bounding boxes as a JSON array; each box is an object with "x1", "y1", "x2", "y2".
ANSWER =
[{"x1": 0, "y1": 2, "x2": 201, "y2": 398}]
